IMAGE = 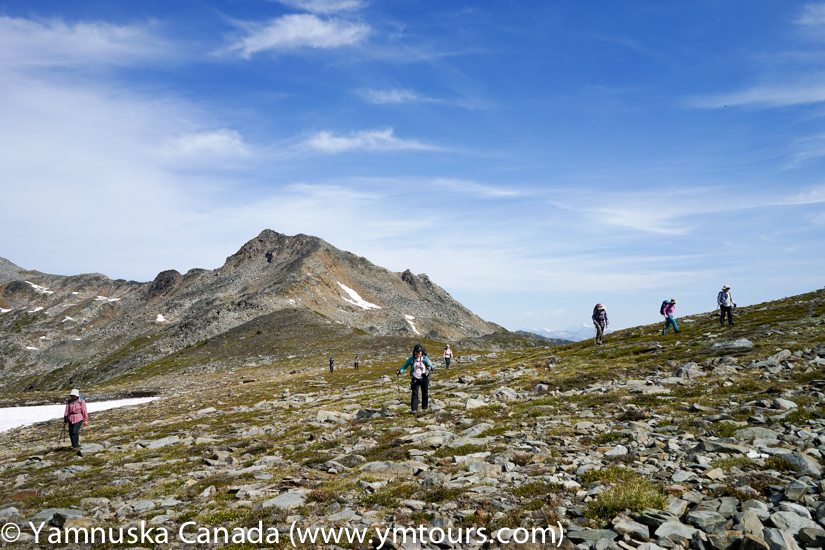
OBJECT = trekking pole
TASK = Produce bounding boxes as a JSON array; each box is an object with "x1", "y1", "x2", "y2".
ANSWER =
[
  {"x1": 396, "y1": 373, "x2": 401, "y2": 405},
  {"x1": 57, "y1": 420, "x2": 66, "y2": 444}
]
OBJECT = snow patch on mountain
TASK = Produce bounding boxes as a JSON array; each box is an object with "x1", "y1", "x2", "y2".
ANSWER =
[{"x1": 337, "y1": 282, "x2": 381, "y2": 310}]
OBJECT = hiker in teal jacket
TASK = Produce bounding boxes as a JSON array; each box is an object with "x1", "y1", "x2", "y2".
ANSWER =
[{"x1": 397, "y1": 344, "x2": 434, "y2": 414}]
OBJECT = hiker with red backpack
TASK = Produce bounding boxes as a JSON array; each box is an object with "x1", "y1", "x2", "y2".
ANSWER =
[
  {"x1": 661, "y1": 299, "x2": 680, "y2": 334},
  {"x1": 592, "y1": 304, "x2": 608, "y2": 345},
  {"x1": 397, "y1": 344, "x2": 433, "y2": 414}
]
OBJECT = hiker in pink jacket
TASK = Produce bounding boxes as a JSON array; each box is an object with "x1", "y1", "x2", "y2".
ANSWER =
[
  {"x1": 63, "y1": 389, "x2": 89, "y2": 452},
  {"x1": 662, "y1": 299, "x2": 680, "y2": 334}
]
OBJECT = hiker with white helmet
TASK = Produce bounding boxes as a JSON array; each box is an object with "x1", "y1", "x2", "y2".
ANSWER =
[
  {"x1": 63, "y1": 389, "x2": 88, "y2": 454},
  {"x1": 717, "y1": 285, "x2": 736, "y2": 326},
  {"x1": 661, "y1": 299, "x2": 680, "y2": 334},
  {"x1": 592, "y1": 304, "x2": 608, "y2": 345},
  {"x1": 397, "y1": 344, "x2": 433, "y2": 414}
]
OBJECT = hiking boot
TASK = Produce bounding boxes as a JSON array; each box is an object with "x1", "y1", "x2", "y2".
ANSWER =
[
  {"x1": 674, "y1": 330, "x2": 681, "y2": 333},
  {"x1": 77, "y1": 450, "x2": 83, "y2": 457}
]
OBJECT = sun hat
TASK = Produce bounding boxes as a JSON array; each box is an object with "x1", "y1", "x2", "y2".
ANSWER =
[
  {"x1": 597, "y1": 304, "x2": 605, "y2": 310},
  {"x1": 670, "y1": 299, "x2": 677, "y2": 303},
  {"x1": 70, "y1": 389, "x2": 80, "y2": 397},
  {"x1": 722, "y1": 285, "x2": 730, "y2": 290}
]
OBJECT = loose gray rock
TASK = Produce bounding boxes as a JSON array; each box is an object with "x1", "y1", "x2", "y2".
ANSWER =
[
  {"x1": 686, "y1": 510, "x2": 729, "y2": 534},
  {"x1": 136, "y1": 435, "x2": 179, "y2": 449},
  {"x1": 768, "y1": 511, "x2": 819, "y2": 535},
  {"x1": 783, "y1": 453, "x2": 822, "y2": 479},
  {"x1": 709, "y1": 339, "x2": 754, "y2": 349},
  {"x1": 254, "y1": 491, "x2": 305, "y2": 511},
  {"x1": 612, "y1": 515, "x2": 650, "y2": 541},
  {"x1": 784, "y1": 479, "x2": 808, "y2": 501},
  {"x1": 654, "y1": 521, "x2": 699, "y2": 544},
  {"x1": 763, "y1": 528, "x2": 802, "y2": 550}
]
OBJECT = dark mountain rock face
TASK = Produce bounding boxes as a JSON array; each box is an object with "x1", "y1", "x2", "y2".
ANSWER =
[{"x1": 0, "y1": 230, "x2": 504, "y2": 390}]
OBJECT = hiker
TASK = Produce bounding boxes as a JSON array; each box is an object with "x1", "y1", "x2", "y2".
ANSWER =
[
  {"x1": 443, "y1": 345, "x2": 453, "y2": 368},
  {"x1": 397, "y1": 344, "x2": 433, "y2": 414},
  {"x1": 329, "y1": 358, "x2": 334, "y2": 373},
  {"x1": 662, "y1": 299, "x2": 680, "y2": 334},
  {"x1": 354, "y1": 355, "x2": 359, "y2": 370},
  {"x1": 63, "y1": 389, "x2": 88, "y2": 453},
  {"x1": 717, "y1": 285, "x2": 736, "y2": 326},
  {"x1": 592, "y1": 304, "x2": 608, "y2": 345}
]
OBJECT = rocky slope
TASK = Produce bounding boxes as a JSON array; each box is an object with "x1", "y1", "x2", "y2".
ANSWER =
[
  {"x1": 0, "y1": 230, "x2": 506, "y2": 391},
  {"x1": 0, "y1": 288, "x2": 823, "y2": 550}
]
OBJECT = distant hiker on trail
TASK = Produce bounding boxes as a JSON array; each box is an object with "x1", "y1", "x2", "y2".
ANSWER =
[
  {"x1": 397, "y1": 344, "x2": 434, "y2": 414},
  {"x1": 592, "y1": 304, "x2": 608, "y2": 345},
  {"x1": 717, "y1": 285, "x2": 736, "y2": 326},
  {"x1": 64, "y1": 389, "x2": 88, "y2": 455},
  {"x1": 329, "y1": 358, "x2": 334, "y2": 373},
  {"x1": 443, "y1": 345, "x2": 453, "y2": 369},
  {"x1": 661, "y1": 299, "x2": 680, "y2": 334},
  {"x1": 354, "y1": 355, "x2": 359, "y2": 370}
]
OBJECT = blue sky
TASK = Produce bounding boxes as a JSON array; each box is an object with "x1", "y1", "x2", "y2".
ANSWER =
[{"x1": 1, "y1": 1, "x2": 824, "y2": 333}]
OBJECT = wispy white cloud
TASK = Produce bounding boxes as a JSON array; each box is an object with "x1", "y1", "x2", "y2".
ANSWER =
[
  {"x1": 358, "y1": 88, "x2": 437, "y2": 105},
  {"x1": 430, "y1": 178, "x2": 524, "y2": 198},
  {"x1": 796, "y1": 4, "x2": 825, "y2": 27},
  {"x1": 688, "y1": 4, "x2": 825, "y2": 109},
  {"x1": 0, "y1": 16, "x2": 167, "y2": 68},
  {"x1": 687, "y1": 81, "x2": 825, "y2": 109},
  {"x1": 549, "y1": 184, "x2": 825, "y2": 235},
  {"x1": 298, "y1": 128, "x2": 439, "y2": 154},
  {"x1": 276, "y1": 0, "x2": 367, "y2": 14},
  {"x1": 164, "y1": 130, "x2": 250, "y2": 159},
  {"x1": 227, "y1": 14, "x2": 369, "y2": 58}
]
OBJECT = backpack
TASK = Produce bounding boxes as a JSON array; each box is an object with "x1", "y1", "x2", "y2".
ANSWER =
[
  {"x1": 659, "y1": 300, "x2": 670, "y2": 315},
  {"x1": 410, "y1": 356, "x2": 430, "y2": 379}
]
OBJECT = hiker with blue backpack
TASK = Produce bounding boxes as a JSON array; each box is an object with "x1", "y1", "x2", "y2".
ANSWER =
[
  {"x1": 592, "y1": 304, "x2": 608, "y2": 345},
  {"x1": 660, "y1": 299, "x2": 680, "y2": 334},
  {"x1": 396, "y1": 344, "x2": 434, "y2": 414}
]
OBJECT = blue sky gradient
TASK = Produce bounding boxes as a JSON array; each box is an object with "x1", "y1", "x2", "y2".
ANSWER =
[{"x1": 1, "y1": 1, "x2": 823, "y2": 332}]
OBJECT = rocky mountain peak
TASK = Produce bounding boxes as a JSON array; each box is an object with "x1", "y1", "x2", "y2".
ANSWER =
[
  {"x1": 221, "y1": 230, "x2": 324, "y2": 271},
  {"x1": 0, "y1": 230, "x2": 505, "y2": 390}
]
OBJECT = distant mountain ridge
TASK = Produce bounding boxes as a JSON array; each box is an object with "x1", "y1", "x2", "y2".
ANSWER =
[
  {"x1": 0, "y1": 230, "x2": 505, "y2": 391},
  {"x1": 522, "y1": 323, "x2": 604, "y2": 342}
]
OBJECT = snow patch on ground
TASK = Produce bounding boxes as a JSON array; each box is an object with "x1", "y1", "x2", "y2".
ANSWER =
[
  {"x1": 25, "y1": 346, "x2": 38, "y2": 351},
  {"x1": 62, "y1": 316, "x2": 75, "y2": 322},
  {"x1": 0, "y1": 308, "x2": 11, "y2": 313},
  {"x1": 28, "y1": 307, "x2": 44, "y2": 313},
  {"x1": 25, "y1": 281, "x2": 53, "y2": 295},
  {"x1": 288, "y1": 299, "x2": 296, "y2": 304},
  {"x1": 337, "y1": 283, "x2": 381, "y2": 310},
  {"x1": 405, "y1": 314, "x2": 415, "y2": 320},
  {"x1": 156, "y1": 314, "x2": 167, "y2": 322},
  {"x1": 96, "y1": 296, "x2": 120, "y2": 302},
  {"x1": 0, "y1": 397, "x2": 159, "y2": 433},
  {"x1": 71, "y1": 292, "x2": 79, "y2": 295}
]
